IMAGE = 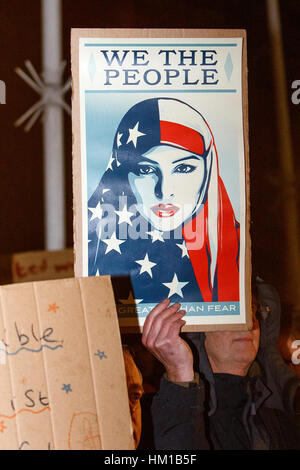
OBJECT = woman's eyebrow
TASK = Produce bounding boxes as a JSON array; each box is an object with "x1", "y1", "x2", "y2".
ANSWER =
[
  {"x1": 172, "y1": 155, "x2": 200, "y2": 164},
  {"x1": 138, "y1": 157, "x2": 159, "y2": 165}
]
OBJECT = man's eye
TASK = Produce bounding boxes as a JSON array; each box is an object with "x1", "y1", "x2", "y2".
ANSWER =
[
  {"x1": 130, "y1": 391, "x2": 143, "y2": 402},
  {"x1": 138, "y1": 165, "x2": 155, "y2": 175},
  {"x1": 174, "y1": 164, "x2": 196, "y2": 174}
]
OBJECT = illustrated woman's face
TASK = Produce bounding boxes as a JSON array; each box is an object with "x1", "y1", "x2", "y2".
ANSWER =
[{"x1": 128, "y1": 145, "x2": 206, "y2": 232}]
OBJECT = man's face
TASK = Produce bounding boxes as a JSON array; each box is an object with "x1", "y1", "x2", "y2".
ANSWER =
[
  {"x1": 205, "y1": 304, "x2": 260, "y2": 376},
  {"x1": 123, "y1": 348, "x2": 144, "y2": 448}
]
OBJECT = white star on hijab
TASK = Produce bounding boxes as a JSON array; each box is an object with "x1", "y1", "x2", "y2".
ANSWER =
[
  {"x1": 88, "y1": 202, "x2": 103, "y2": 221},
  {"x1": 102, "y1": 232, "x2": 125, "y2": 254},
  {"x1": 126, "y1": 122, "x2": 146, "y2": 148},
  {"x1": 163, "y1": 273, "x2": 189, "y2": 298},
  {"x1": 135, "y1": 253, "x2": 157, "y2": 278}
]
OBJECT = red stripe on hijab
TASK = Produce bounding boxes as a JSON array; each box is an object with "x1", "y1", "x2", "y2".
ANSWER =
[
  {"x1": 160, "y1": 121, "x2": 204, "y2": 155},
  {"x1": 183, "y1": 177, "x2": 239, "y2": 302}
]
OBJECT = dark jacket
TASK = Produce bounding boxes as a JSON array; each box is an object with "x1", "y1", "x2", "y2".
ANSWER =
[
  {"x1": 151, "y1": 279, "x2": 300, "y2": 450},
  {"x1": 151, "y1": 335, "x2": 299, "y2": 450}
]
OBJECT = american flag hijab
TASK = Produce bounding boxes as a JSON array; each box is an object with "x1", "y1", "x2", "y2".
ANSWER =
[{"x1": 88, "y1": 98, "x2": 240, "y2": 304}]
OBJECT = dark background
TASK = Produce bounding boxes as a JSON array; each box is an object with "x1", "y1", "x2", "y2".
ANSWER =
[{"x1": 0, "y1": 0, "x2": 299, "y2": 309}]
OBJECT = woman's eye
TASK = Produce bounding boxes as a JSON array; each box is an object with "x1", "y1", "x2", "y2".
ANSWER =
[
  {"x1": 138, "y1": 165, "x2": 155, "y2": 175},
  {"x1": 174, "y1": 164, "x2": 196, "y2": 174}
]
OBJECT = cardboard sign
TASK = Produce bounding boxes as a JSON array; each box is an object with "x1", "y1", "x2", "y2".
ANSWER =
[
  {"x1": 71, "y1": 29, "x2": 251, "y2": 332},
  {"x1": 0, "y1": 249, "x2": 74, "y2": 285},
  {"x1": 0, "y1": 276, "x2": 134, "y2": 449}
]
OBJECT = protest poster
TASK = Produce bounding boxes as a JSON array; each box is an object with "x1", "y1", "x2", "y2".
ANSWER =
[
  {"x1": 72, "y1": 29, "x2": 251, "y2": 331},
  {"x1": 0, "y1": 276, "x2": 134, "y2": 449},
  {"x1": 0, "y1": 249, "x2": 74, "y2": 285}
]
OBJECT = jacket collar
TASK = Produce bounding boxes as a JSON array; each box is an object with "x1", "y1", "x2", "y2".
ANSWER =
[{"x1": 185, "y1": 332, "x2": 272, "y2": 416}]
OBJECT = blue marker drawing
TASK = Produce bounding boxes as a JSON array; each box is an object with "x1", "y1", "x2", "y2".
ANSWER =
[
  {"x1": 0, "y1": 344, "x2": 63, "y2": 356},
  {"x1": 94, "y1": 350, "x2": 107, "y2": 360},
  {"x1": 61, "y1": 384, "x2": 72, "y2": 394}
]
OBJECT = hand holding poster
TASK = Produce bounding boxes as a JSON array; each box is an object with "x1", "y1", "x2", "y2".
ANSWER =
[{"x1": 72, "y1": 29, "x2": 251, "y2": 331}]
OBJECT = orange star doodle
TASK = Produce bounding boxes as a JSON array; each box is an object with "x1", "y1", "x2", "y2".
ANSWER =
[
  {"x1": 0, "y1": 420, "x2": 7, "y2": 433},
  {"x1": 48, "y1": 303, "x2": 60, "y2": 314}
]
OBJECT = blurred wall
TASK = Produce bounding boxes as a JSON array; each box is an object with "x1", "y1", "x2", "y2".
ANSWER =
[{"x1": 0, "y1": 0, "x2": 299, "y2": 306}]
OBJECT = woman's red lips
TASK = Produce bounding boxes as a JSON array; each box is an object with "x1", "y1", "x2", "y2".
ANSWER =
[{"x1": 151, "y1": 204, "x2": 179, "y2": 218}]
